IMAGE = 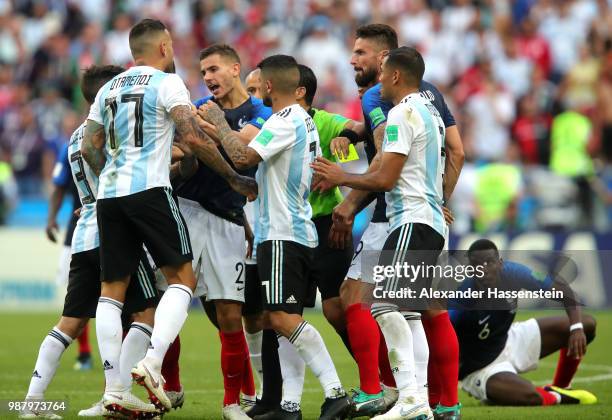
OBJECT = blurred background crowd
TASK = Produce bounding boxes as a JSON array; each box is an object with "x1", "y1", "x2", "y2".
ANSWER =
[{"x1": 1, "y1": 0, "x2": 612, "y2": 234}]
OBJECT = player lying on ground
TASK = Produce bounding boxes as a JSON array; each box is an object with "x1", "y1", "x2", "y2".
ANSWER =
[
  {"x1": 450, "y1": 239, "x2": 597, "y2": 406},
  {"x1": 313, "y1": 46, "x2": 447, "y2": 420},
  {"x1": 21, "y1": 65, "x2": 160, "y2": 420}
]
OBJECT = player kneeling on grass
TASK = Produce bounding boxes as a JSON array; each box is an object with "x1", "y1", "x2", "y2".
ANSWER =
[{"x1": 450, "y1": 239, "x2": 597, "y2": 406}]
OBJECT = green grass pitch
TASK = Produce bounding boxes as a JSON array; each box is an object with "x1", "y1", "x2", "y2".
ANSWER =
[{"x1": 1, "y1": 309, "x2": 610, "y2": 419}]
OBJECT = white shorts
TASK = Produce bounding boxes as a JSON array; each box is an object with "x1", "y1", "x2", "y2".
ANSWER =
[
  {"x1": 461, "y1": 318, "x2": 541, "y2": 401},
  {"x1": 346, "y1": 221, "x2": 388, "y2": 282},
  {"x1": 165, "y1": 198, "x2": 246, "y2": 301}
]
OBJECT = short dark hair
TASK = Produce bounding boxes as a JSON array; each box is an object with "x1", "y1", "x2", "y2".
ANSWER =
[
  {"x1": 129, "y1": 19, "x2": 167, "y2": 56},
  {"x1": 468, "y1": 239, "x2": 499, "y2": 257},
  {"x1": 81, "y1": 65, "x2": 125, "y2": 103},
  {"x1": 298, "y1": 64, "x2": 317, "y2": 106},
  {"x1": 355, "y1": 24, "x2": 398, "y2": 50},
  {"x1": 385, "y1": 46, "x2": 425, "y2": 85},
  {"x1": 257, "y1": 55, "x2": 299, "y2": 93},
  {"x1": 199, "y1": 44, "x2": 241, "y2": 64}
]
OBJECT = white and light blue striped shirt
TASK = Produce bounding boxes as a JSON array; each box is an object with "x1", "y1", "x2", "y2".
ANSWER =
[
  {"x1": 249, "y1": 104, "x2": 320, "y2": 248},
  {"x1": 88, "y1": 66, "x2": 191, "y2": 199},
  {"x1": 68, "y1": 122, "x2": 99, "y2": 253},
  {"x1": 383, "y1": 92, "x2": 446, "y2": 237}
]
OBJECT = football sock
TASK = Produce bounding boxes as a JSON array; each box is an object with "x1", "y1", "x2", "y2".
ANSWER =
[
  {"x1": 162, "y1": 335, "x2": 182, "y2": 392},
  {"x1": 552, "y1": 348, "x2": 581, "y2": 388},
  {"x1": 278, "y1": 336, "x2": 305, "y2": 412},
  {"x1": 245, "y1": 330, "x2": 263, "y2": 393},
  {"x1": 145, "y1": 284, "x2": 192, "y2": 371},
  {"x1": 120, "y1": 322, "x2": 152, "y2": 390},
  {"x1": 96, "y1": 297, "x2": 124, "y2": 392},
  {"x1": 241, "y1": 351, "x2": 257, "y2": 397},
  {"x1": 427, "y1": 357, "x2": 442, "y2": 407},
  {"x1": 77, "y1": 322, "x2": 91, "y2": 356},
  {"x1": 423, "y1": 312, "x2": 459, "y2": 406},
  {"x1": 405, "y1": 313, "x2": 429, "y2": 401},
  {"x1": 220, "y1": 330, "x2": 249, "y2": 406},
  {"x1": 373, "y1": 308, "x2": 416, "y2": 398},
  {"x1": 290, "y1": 321, "x2": 343, "y2": 399},
  {"x1": 536, "y1": 387, "x2": 561, "y2": 405},
  {"x1": 26, "y1": 327, "x2": 72, "y2": 398},
  {"x1": 346, "y1": 303, "x2": 381, "y2": 394},
  {"x1": 260, "y1": 329, "x2": 282, "y2": 406},
  {"x1": 378, "y1": 326, "x2": 397, "y2": 388}
]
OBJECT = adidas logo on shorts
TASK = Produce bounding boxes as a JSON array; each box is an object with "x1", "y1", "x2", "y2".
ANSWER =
[
  {"x1": 103, "y1": 360, "x2": 113, "y2": 370},
  {"x1": 286, "y1": 295, "x2": 297, "y2": 304}
]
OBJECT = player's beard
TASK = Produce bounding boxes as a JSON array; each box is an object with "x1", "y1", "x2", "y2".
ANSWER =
[
  {"x1": 165, "y1": 60, "x2": 176, "y2": 74},
  {"x1": 354, "y1": 65, "x2": 378, "y2": 87}
]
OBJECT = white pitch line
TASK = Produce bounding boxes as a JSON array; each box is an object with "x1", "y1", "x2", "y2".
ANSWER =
[{"x1": 534, "y1": 362, "x2": 612, "y2": 385}]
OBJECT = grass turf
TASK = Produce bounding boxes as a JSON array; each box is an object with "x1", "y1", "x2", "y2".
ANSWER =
[{"x1": 0, "y1": 309, "x2": 610, "y2": 419}]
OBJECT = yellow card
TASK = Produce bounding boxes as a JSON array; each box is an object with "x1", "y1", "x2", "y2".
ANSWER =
[{"x1": 334, "y1": 144, "x2": 359, "y2": 163}]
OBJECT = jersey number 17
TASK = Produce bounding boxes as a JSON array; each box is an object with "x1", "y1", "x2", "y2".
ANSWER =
[{"x1": 105, "y1": 94, "x2": 144, "y2": 149}]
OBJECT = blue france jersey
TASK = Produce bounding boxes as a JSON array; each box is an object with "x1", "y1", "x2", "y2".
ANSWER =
[
  {"x1": 449, "y1": 261, "x2": 553, "y2": 378},
  {"x1": 88, "y1": 66, "x2": 192, "y2": 199},
  {"x1": 176, "y1": 95, "x2": 271, "y2": 225},
  {"x1": 361, "y1": 81, "x2": 456, "y2": 223},
  {"x1": 68, "y1": 122, "x2": 99, "y2": 253},
  {"x1": 248, "y1": 104, "x2": 320, "y2": 248}
]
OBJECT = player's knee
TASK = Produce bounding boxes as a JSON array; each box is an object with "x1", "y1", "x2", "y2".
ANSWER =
[
  {"x1": 243, "y1": 313, "x2": 263, "y2": 333},
  {"x1": 583, "y1": 314, "x2": 596, "y2": 343},
  {"x1": 216, "y1": 301, "x2": 243, "y2": 330},
  {"x1": 56, "y1": 317, "x2": 87, "y2": 339},
  {"x1": 339, "y1": 279, "x2": 361, "y2": 308}
]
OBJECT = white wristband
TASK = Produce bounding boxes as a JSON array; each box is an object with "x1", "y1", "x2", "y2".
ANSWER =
[{"x1": 570, "y1": 322, "x2": 584, "y2": 332}]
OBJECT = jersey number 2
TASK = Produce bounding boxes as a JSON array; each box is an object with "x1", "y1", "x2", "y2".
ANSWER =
[{"x1": 105, "y1": 94, "x2": 144, "y2": 149}]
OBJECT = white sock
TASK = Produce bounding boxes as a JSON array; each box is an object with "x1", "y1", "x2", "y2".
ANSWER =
[
  {"x1": 289, "y1": 321, "x2": 343, "y2": 399},
  {"x1": 26, "y1": 327, "x2": 72, "y2": 398},
  {"x1": 120, "y1": 322, "x2": 153, "y2": 390},
  {"x1": 278, "y1": 335, "x2": 305, "y2": 411},
  {"x1": 145, "y1": 284, "x2": 192, "y2": 371},
  {"x1": 245, "y1": 330, "x2": 263, "y2": 394},
  {"x1": 374, "y1": 309, "x2": 416, "y2": 398},
  {"x1": 96, "y1": 297, "x2": 125, "y2": 392},
  {"x1": 404, "y1": 313, "x2": 429, "y2": 402}
]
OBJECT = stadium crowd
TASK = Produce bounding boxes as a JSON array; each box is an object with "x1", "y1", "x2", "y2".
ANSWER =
[{"x1": 1, "y1": 0, "x2": 612, "y2": 233}]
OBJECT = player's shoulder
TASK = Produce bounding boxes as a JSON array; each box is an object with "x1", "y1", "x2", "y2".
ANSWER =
[
  {"x1": 69, "y1": 121, "x2": 87, "y2": 147},
  {"x1": 194, "y1": 95, "x2": 214, "y2": 108},
  {"x1": 362, "y1": 83, "x2": 382, "y2": 106}
]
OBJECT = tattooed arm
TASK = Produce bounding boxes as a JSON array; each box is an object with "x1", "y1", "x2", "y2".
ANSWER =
[
  {"x1": 170, "y1": 105, "x2": 257, "y2": 200},
  {"x1": 197, "y1": 102, "x2": 262, "y2": 170},
  {"x1": 81, "y1": 120, "x2": 107, "y2": 176}
]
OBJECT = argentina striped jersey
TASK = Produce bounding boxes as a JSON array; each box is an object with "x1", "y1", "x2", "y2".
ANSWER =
[
  {"x1": 249, "y1": 104, "x2": 320, "y2": 248},
  {"x1": 68, "y1": 122, "x2": 99, "y2": 253},
  {"x1": 87, "y1": 66, "x2": 192, "y2": 199},
  {"x1": 383, "y1": 92, "x2": 446, "y2": 237}
]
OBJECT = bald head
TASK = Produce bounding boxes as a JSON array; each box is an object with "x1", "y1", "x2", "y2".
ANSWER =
[{"x1": 245, "y1": 68, "x2": 262, "y2": 98}]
